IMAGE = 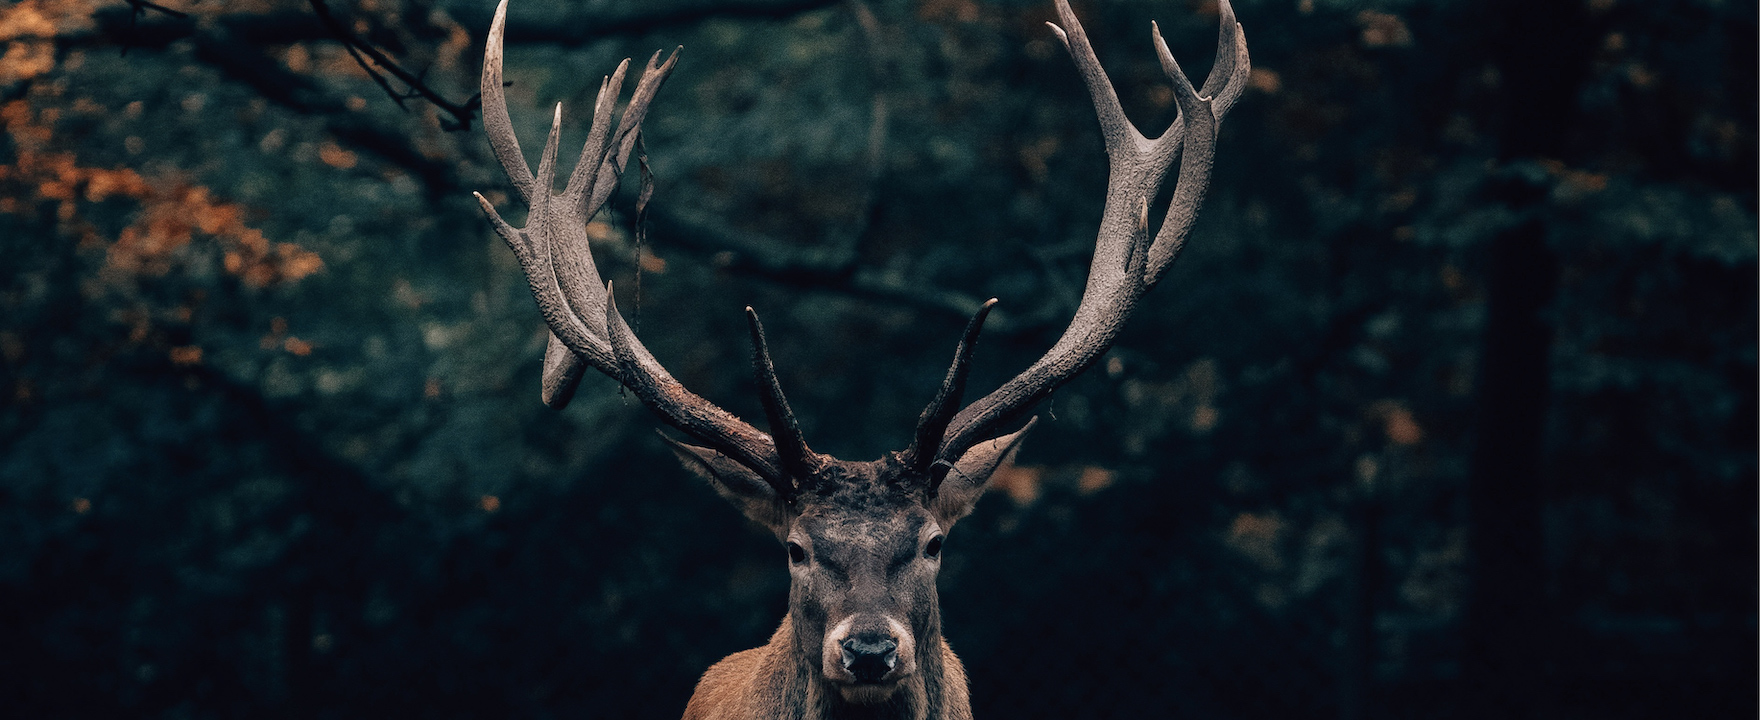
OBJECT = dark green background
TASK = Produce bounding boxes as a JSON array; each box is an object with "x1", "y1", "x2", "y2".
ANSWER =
[{"x1": 1, "y1": 0, "x2": 1753, "y2": 717}]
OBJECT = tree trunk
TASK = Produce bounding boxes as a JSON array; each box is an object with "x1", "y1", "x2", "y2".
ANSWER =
[{"x1": 1461, "y1": 1, "x2": 1593, "y2": 716}]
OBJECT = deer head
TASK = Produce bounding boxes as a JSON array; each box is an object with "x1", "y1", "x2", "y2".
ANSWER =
[{"x1": 470, "y1": 0, "x2": 1247, "y2": 713}]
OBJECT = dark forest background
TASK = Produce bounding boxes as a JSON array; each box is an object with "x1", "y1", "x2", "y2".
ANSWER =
[{"x1": 1, "y1": 0, "x2": 1754, "y2": 717}]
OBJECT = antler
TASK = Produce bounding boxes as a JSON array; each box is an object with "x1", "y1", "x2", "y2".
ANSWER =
[
  {"x1": 924, "y1": 0, "x2": 1250, "y2": 476},
  {"x1": 471, "y1": 0, "x2": 800, "y2": 499}
]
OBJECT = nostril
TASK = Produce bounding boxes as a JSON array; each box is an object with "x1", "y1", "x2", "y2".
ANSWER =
[
  {"x1": 842, "y1": 636, "x2": 897, "y2": 659},
  {"x1": 840, "y1": 636, "x2": 900, "y2": 682}
]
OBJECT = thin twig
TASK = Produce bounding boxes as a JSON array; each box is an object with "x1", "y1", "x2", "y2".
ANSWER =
[
  {"x1": 125, "y1": 0, "x2": 187, "y2": 19},
  {"x1": 634, "y1": 133, "x2": 655, "y2": 335},
  {"x1": 120, "y1": 0, "x2": 187, "y2": 56},
  {"x1": 305, "y1": 0, "x2": 482, "y2": 131}
]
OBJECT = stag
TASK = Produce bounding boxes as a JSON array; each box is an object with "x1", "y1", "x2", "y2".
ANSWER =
[{"x1": 470, "y1": 0, "x2": 1248, "y2": 716}]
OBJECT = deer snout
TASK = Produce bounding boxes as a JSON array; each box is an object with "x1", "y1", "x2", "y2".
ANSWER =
[
  {"x1": 840, "y1": 634, "x2": 898, "y2": 683},
  {"x1": 822, "y1": 615, "x2": 915, "y2": 693}
]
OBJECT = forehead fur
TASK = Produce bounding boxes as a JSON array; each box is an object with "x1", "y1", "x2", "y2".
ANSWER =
[
  {"x1": 795, "y1": 458, "x2": 933, "y2": 532},
  {"x1": 802, "y1": 458, "x2": 925, "y2": 509}
]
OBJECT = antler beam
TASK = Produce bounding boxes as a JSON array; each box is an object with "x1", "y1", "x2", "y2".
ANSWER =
[{"x1": 928, "y1": 0, "x2": 1250, "y2": 475}]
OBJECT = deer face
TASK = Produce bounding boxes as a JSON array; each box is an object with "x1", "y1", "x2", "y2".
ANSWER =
[
  {"x1": 789, "y1": 494, "x2": 939, "y2": 701},
  {"x1": 668, "y1": 434, "x2": 1032, "y2": 703}
]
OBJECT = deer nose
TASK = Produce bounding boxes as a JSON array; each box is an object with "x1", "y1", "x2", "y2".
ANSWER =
[{"x1": 840, "y1": 635, "x2": 898, "y2": 683}]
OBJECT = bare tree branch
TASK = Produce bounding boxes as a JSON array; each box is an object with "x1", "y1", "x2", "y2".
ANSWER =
[
  {"x1": 176, "y1": 25, "x2": 462, "y2": 196},
  {"x1": 77, "y1": 0, "x2": 845, "y2": 50},
  {"x1": 75, "y1": 0, "x2": 845, "y2": 131},
  {"x1": 455, "y1": 0, "x2": 844, "y2": 47},
  {"x1": 62, "y1": 0, "x2": 1048, "y2": 332},
  {"x1": 118, "y1": 0, "x2": 187, "y2": 56},
  {"x1": 305, "y1": 0, "x2": 482, "y2": 131}
]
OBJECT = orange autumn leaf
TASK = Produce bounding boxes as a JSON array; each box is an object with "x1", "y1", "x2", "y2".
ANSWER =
[
  {"x1": 0, "y1": 0, "x2": 98, "y2": 42},
  {"x1": 1369, "y1": 400, "x2": 1425, "y2": 446},
  {"x1": 988, "y1": 464, "x2": 1043, "y2": 505},
  {"x1": 1248, "y1": 67, "x2": 1282, "y2": 94},
  {"x1": 1357, "y1": 11, "x2": 1413, "y2": 48},
  {"x1": 1076, "y1": 466, "x2": 1116, "y2": 495},
  {"x1": 168, "y1": 346, "x2": 203, "y2": 366},
  {"x1": 0, "y1": 99, "x2": 323, "y2": 288},
  {"x1": 0, "y1": 39, "x2": 56, "y2": 82},
  {"x1": 318, "y1": 142, "x2": 358, "y2": 169}
]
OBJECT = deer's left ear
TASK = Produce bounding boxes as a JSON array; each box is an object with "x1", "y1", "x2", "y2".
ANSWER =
[
  {"x1": 931, "y1": 417, "x2": 1037, "y2": 529},
  {"x1": 662, "y1": 435, "x2": 793, "y2": 539}
]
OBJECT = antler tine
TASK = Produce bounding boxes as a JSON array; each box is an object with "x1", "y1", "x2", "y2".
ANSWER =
[
  {"x1": 534, "y1": 103, "x2": 564, "y2": 213},
  {"x1": 1202, "y1": 0, "x2": 1252, "y2": 120},
  {"x1": 931, "y1": 0, "x2": 1247, "y2": 466},
  {"x1": 471, "y1": 185, "x2": 610, "y2": 377},
  {"x1": 605, "y1": 286, "x2": 791, "y2": 490},
  {"x1": 1140, "y1": 22, "x2": 1214, "y2": 288},
  {"x1": 480, "y1": 0, "x2": 535, "y2": 203},
  {"x1": 1142, "y1": 0, "x2": 1248, "y2": 287},
  {"x1": 1045, "y1": 0, "x2": 1143, "y2": 154},
  {"x1": 583, "y1": 49, "x2": 682, "y2": 214},
  {"x1": 559, "y1": 58, "x2": 629, "y2": 207},
  {"x1": 746, "y1": 308, "x2": 818, "y2": 482},
  {"x1": 907, "y1": 298, "x2": 998, "y2": 473}
]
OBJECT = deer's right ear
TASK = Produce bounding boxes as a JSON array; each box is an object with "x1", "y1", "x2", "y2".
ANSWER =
[
  {"x1": 662, "y1": 435, "x2": 792, "y2": 538},
  {"x1": 931, "y1": 417, "x2": 1037, "y2": 529}
]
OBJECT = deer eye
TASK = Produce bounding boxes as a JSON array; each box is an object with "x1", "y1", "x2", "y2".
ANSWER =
[
  {"x1": 786, "y1": 542, "x2": 807, "y2": 564},
  {"x1": 923, "y1": 535, "x2": 945, "y2": 559}
]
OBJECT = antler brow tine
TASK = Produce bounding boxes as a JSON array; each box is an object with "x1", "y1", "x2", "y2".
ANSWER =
[
  {"x1": 908, "y1": 298, "x2": 998, "y2": 473},
  {"x1": 747, "y1": 307, "x2": 817, "y2": 484}
]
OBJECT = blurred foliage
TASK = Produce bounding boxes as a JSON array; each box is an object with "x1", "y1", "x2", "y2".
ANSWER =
[{"x1": 0, "y1": 0, "x2": 1753, "y2": 717}]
